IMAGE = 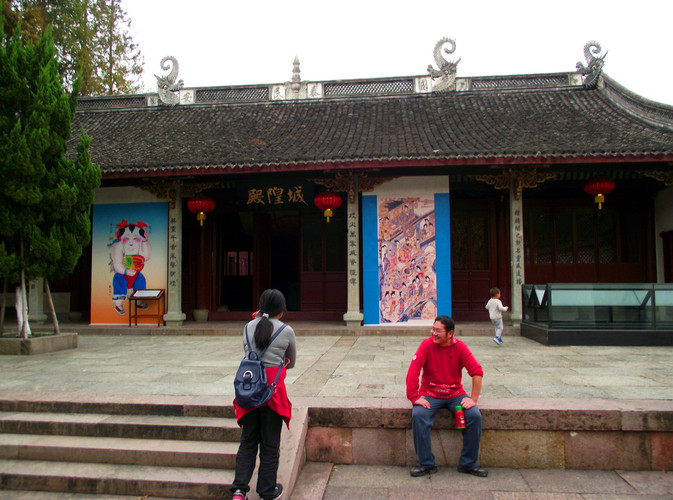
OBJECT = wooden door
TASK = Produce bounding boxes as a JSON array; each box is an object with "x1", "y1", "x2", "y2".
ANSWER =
[
  {"x1": 253, "y1": 213, "x2": 272, "y2": 304},
  {"x1": 451, "y1": 200, "x2": 497, "y2": 321}
]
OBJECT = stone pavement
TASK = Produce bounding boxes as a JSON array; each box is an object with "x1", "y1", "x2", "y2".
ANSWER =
[
  {"x1": 1, "y1": 327, "x2": 672, "y2": 498},
  {"x1": 1, "y1": 332, "x2": 672, "y2": 401}
]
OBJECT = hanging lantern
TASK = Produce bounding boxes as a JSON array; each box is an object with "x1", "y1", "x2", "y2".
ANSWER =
[
  {"x1": 583, "y1": 177, "x2": 615, "y2": 210},
  {"x1": 187, "y1": 194, "x2": 215, "y2": 226},
  {"x1": 314, "y1": 191, "x2": 342, "y2": 223}
]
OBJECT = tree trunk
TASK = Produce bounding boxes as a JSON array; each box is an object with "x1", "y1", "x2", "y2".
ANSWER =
[
  {"x1": 45, "y1": 279, "x2": 60, "y2": 334},
  {"x1": 19, "y1": 237, "x2": 31, "y2": 338},
  {"x1": 0, "y1": 280, "x2": 6, "y2": 334}
]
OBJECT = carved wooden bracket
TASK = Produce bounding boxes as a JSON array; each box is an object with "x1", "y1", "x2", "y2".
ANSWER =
[
  {"x1": 309, "y1": 171, "x2": 393, "y2": 203},
  {"x1": 640, "y1": 170, "x2": 673, "y2": 186},
  {"x1": 139, "y1": 180, "x2": 220, "y2": 209},
  {"x1": 470, "y1": 166, "x2": 557, "y2": 200}
]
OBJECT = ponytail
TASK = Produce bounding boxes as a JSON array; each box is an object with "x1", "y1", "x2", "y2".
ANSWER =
[{"x1": 253, "y1": 289, "x2": 287, "y2": 349}]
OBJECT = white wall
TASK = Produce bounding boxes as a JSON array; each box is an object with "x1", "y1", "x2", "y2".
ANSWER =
[
  {"x1": 94, "y1": 186, "x2": 161, "y2": 204},
  {"x1": 366, "y1": 175, "x2": 449, "y2": 195}
]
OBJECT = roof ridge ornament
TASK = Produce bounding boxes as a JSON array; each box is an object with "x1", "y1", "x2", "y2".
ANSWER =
[
  {"x1": 155, "y1": 56, "x2": 184, "y2": 105},
  {"x1": 576, "y1": 41, "x2": 607, "y2": 89},
  {"x1": 427, "y1": 37, "x2": 461, "y2": 92},
  {"x1": 292, "y1": 56, "x2": 301, "y2": 92}
]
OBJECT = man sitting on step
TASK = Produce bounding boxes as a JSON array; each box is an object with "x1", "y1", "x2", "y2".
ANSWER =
[{"x1": 406, "y1": 315, "x2": 488, "y2": 478}]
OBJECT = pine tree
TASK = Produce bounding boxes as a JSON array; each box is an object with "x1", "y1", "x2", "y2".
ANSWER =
[
  {"x1": 91, "y1": 0, "x2": 143, "y2": 95},
  {"x1": 0, "y1": 20, "x2": 101, "y2": 337}
]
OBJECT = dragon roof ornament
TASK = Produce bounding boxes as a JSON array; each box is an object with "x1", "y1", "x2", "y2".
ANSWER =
[
  {"x1": 155, "y1": 56, "x2": 184, "y2": 105},
  {"x1": 427, "y1": 37, "x2": 461, "y2": 92},
  {"x1": 576, "y1": 41, "x2": 607, "y2": 89}
]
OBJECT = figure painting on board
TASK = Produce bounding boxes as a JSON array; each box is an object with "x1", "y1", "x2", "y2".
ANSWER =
[
  {"x1": 109, "y1": 220, "x2": 151, "y2": 315},
  {"x1": 378, "y1": 196, "x2": 437, "y2": 323}
]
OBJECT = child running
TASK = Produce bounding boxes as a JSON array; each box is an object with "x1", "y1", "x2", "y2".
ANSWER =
[{"x1": 485, "y1": 287, "x2": 509, "y2": 345}]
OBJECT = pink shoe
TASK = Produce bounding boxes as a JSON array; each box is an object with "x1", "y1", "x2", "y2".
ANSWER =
[
  {"x1": 114, "y1": 305, "x2": 125, "y2": 315},
  {"x1": 232, "y1": 490, "x2": 248, "y2": 500}
]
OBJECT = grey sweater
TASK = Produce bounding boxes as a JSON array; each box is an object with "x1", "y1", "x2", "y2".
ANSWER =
[{"x1": 243, "y1": 317, "x2": 297, "y2": 369}]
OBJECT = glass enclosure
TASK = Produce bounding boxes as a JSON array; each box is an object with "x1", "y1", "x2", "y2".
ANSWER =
[{"x1": 522, "y1": 283, "x2": 673, "y2": 330}]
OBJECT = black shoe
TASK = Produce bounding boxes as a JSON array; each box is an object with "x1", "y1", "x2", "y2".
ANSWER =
[
  {"x1": 262, "y1": 483, "x2": 283, "y2": 499},
  {"x1": 457, "y1": 466, "x2": 488, "y2": 477},
  {"x1": 410, "y1": 465, "x2": 438, "y2": 477}
]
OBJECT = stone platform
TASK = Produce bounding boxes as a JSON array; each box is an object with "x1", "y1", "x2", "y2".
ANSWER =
[{"x1": 0, "y1": 327, "x2": 672, "y2": 498}]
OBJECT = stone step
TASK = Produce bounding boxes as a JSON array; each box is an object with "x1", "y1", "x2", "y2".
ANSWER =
[
  {"x1": 0, "y1": 492, "x2": 173, "y2": 500},
  {"x1": 0, "y1": 396, "x2": 235, "y2": 418},
  {"x1": 0, "y1": 458, "x2": 233, "y2": 499},
  {"x1": 0, "y1": 433, "x2": 239, "y2": 469},
  {"x1": 0, "y1": 411, "x2": 240, "y2": 442}
]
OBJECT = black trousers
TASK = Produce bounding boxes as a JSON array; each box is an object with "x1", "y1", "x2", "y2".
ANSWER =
[{"x1": 231, "y1": 405, "x2": 283, "y2": 498}]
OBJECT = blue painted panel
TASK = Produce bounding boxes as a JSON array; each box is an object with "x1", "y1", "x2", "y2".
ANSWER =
[
  {"x1": 362, "y1": 195, "x2": 379, "y2": 324},
  {"x1": 435, "y1": 193, "x2": 451, "y2": 316}
]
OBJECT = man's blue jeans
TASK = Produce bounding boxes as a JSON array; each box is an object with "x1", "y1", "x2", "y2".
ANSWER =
[{"x1": 411, "y1": 395, "x2": 482, "y2": 470}]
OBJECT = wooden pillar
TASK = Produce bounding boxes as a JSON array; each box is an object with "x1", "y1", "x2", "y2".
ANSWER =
[
  {"x1": 164, "y1": 184, "x2": 186, "y2": 326},
  {"x1": 509, "y1": 172, "x2": 524, "y2": 326},
  {"x1": 343, "y1": 174, "x2": 364, "y2": 326}
]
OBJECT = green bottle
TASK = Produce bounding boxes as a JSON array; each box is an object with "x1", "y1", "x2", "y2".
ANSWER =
[{"x1": 455, "y1": 405, "x2": 466, "y2": 429}]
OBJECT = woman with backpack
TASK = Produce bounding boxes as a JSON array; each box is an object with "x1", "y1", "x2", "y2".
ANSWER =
[{"x1": 231, "y1": 289, "x2": 297, "y2": 500}]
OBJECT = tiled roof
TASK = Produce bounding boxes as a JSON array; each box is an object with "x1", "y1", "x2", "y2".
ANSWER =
[{"x1": 69, "y1": 73, "x2": 673, "y2": 177}]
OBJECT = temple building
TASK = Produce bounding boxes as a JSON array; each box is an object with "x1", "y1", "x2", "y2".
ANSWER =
[{"x1": 55, "y1": 41, "x2": 673, "y2": 328}]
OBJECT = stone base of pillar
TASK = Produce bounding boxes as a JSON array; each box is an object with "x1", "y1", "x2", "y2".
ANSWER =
[
  {"x1": 27, "y1": 313, "x2": 48, "y2": 326},
  {"x1": 343, "y1": 311, "x2": 363, "y2": 327},
  {"x1": 163, "y1": 312, "x2": 186, "y2": 327},
  {"x1": 510, "y1": 312, "x2": 522, "y2": 328}
]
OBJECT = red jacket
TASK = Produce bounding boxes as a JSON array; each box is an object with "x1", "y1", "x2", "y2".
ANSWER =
[
  {"x1": 406, "y1": 336, "x2": 483, "y2": 404},
  {"x1": 233, "y1": 365, "x2": 292, "y2": 428}
]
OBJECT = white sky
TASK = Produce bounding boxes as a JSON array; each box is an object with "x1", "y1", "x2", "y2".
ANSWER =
[{"x1": 122, "y1": 0, "x2": 673, "y2": 105}]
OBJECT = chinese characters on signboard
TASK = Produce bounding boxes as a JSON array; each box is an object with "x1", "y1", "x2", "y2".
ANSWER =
[
  {"x1": 513, "y1": 207, "x2": 523, "y2": 287},
  {"x1": 245, "y1": 185, "x2": 310, "y2": 208},
  {"x1": 169, "y1": 216, "x2": 179, "y2": 290},
  {"x1": 348, "y1": 211, "x2": 358, "y2": 287}
]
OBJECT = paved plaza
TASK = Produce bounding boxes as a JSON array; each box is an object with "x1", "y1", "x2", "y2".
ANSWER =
[
  {"x1": 1, "y1": 328, "x2": 672, "y2": 499},
  {"x1": 1, "y1": 333, "x2": 672, "y2": 401}
]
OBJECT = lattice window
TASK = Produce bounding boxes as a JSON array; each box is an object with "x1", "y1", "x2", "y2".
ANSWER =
[
  {"x1": 555, "y1": 211, "x2": 574, "y2": 264},
  {"x1": 324, "y1": 80, "x2": 414, "y2": 97},
  {"x1": 532, "y1": 210, "x2": 552, "y2": 264},
  {"x1": 471, "y1": 75, "x2": 569, "y2": 90},
  {"x1": 196, "y1": 87, "x2": 269, "y2": 103},
  {"x1": 77, "y1": 96, "x2": 146, "y2": 110},
  {"x1": 576, "y1": 211, "x2": 595, "y2": 264},
  {"x1": 598, "y1": 212, "x2": 617, "y2": 264}
]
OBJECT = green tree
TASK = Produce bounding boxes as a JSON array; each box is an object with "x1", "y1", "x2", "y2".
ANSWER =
[
  {"x1": 1, "y1": 0, "x2": 143, "y2": 96},
  {"x1": 0, "y1": 20, "x2": 101, "y2": 337},
  {"x1": 91, "y1": 0, "x2": 143, "y2": 95}
]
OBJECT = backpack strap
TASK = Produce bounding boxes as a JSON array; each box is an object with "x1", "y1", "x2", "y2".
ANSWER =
[
  {"x1": 244, "y1": 323, "x2": 288, "y2": 389},
  {"x1": 244, "y1": 323, "x2": 287, "y2": 362}
]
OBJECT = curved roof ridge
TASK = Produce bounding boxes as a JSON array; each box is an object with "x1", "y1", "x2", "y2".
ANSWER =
[{"x1": 599, "y1": 73, "x2": 673, "y2": 130}]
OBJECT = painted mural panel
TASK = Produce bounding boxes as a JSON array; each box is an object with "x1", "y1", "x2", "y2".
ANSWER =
[
  {"x1": 91, "y1": 203, "x2": 168, "y2": 324},
  {"x1": 378, "y1": 195, "x2": 437, "y2": 323}
]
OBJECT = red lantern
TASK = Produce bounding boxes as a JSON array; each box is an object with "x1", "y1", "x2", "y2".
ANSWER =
[
  {"x1": 314, "y1": 191, "x2": 342, "y2": 223},
  {"x1": 583, "y1": 177, "x2": 615, "y2": 210},
  {"x1": 187, "y1": 194, "x2": 215, "y2": 226}
]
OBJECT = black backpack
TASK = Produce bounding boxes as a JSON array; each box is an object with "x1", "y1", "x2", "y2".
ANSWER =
[{"x1": 234, "y1": 323, "x2": 287, "y2": 409}]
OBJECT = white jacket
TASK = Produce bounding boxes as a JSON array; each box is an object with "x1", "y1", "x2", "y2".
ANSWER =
[{"x1": 485, "y1": 298, "x2": 508, "y2": 320}]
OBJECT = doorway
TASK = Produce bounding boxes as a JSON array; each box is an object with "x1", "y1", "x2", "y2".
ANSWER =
[
  {"x1": 451, "y1": 200, "x2": 498, "y2": 321},
  {"x1": 215, "y1": 211, "x2": 300, "y2": 315}
]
